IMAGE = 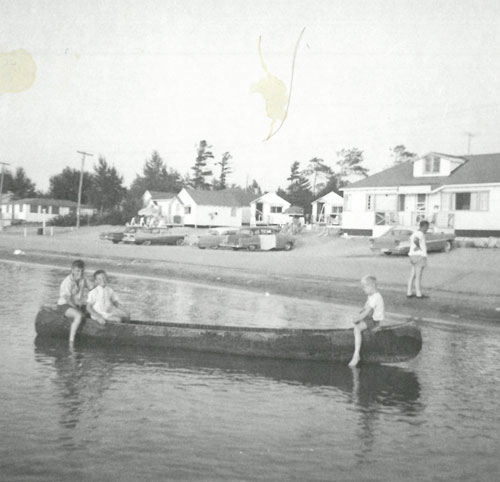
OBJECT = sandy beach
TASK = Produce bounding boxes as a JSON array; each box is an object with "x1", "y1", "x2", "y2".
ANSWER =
[{"x1": 1, "y1": 225, "x2": 499, "y2": 325}]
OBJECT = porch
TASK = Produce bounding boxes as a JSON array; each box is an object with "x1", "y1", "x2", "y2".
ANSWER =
[{"x1": 374, "y1": 211, "x2": 455, "y2": 229}]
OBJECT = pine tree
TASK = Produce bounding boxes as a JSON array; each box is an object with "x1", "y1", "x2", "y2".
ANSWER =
[{"x1": 191, "y1": 140, "x2": 214, "y2": 189}]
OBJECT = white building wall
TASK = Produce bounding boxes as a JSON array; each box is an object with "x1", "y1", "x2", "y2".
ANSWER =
[{"x1": 440, "y1": 186, "x2": 500, "y2": 231}]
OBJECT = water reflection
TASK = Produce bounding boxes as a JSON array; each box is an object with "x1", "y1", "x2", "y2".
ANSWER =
[{"x1": 34, "y1": 337, "x2": 422, "y2": 459}]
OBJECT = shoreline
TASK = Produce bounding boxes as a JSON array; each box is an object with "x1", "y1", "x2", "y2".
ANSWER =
[{"x1": 2, "y1": 239, "x2": 499, "y2": 327}]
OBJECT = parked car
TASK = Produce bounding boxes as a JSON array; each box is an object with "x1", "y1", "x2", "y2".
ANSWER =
[
  {"x1": 370, "y1": 226, "x2": 455, "y2": 255},
  {"x1": 99, "y1": 226, "x2": 145, "y2": 244},
  {"x1": 220, "y1": 226, "x2": 295, "y2": 251},
  {"x1": 123, "y1": 228, "x2": 186, "y2": 246},
  {"x1": 198, "y1": 227, "x2": 240, "y2": 249}
]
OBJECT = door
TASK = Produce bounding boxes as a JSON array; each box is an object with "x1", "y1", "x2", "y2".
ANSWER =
[{"x1": 256, "y1": 203, "x2": 263, "y2": 222}]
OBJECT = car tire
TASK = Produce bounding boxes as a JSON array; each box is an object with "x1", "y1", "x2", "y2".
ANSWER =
[
  {"x1": 142, "y1": 240, "x2": 151, "y2": 246},
  {"x1": 198, "y1": 246, "x2": 206, "y2": 249},
  {"x1": 112, "y1": 240, "x2": 120, "y2": 244},
  {"x1": 210, "y1": 245, "x2": 219, "y2": 250},
  {"x1": 284, "y1": 242, "x2": 293, "y2": 251},
  {"x1": 248, "y1": 244, "x2": 257, "y2": 252},
  {"x1": 176, "y1": 238, "x2": 184, "y2": 246},
  {"x1": 443, "y1": 240, "x2": 452, "y2": 253},
  {"x1": 383, "y1": 252, "x2": 392, "y2": 256}
]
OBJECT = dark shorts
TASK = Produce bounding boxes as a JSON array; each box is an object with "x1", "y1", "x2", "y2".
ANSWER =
[
  {"x1": 55, "y1": 304, "x2": 85, "y2": 316},
  {"x1": 409, "y1": 255, "x2": 427, "y2": 268},
  {"x1": 363, "y1": 316, "x2": 380, "y2": 330}
]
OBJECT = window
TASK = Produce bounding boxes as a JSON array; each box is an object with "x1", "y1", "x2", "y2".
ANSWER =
[
  {"x1": 455, "y1": 192, "x2": 470, "y2": 210},
  {"x1": 52, "y1": 206, "x2": 59, "y2": 215},
  {"x1": 270, "y1": 206, "x2": 282, "y2": 213},
  {"x1": 230, "y1": 207, "x2": 237, "y2": 217},
  {"x1": 18, "y1": 204, "x2": 23, "y2": 213},
  {"x1": 454, "y1": 192, "x2": 489, "y2": 211},
  {"x1": 30, "y1": 204, "x2": 38, "y2": 213},
  {"x1": 184, "y1": 206, "x2": 191, "y2": 214},
  {"x1": 366, "y1": 194, "x2": 374, "y2": 211},
  {"x1": 397, "y1": 194, "x2": 406, "y2": 212},
  {"x1": 424, "y1": 155, "x2": 440, "y2": 174}
]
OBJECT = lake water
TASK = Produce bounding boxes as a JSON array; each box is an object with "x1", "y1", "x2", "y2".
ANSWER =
[{"x1": 1, "y1": 260, "x2": 500, "y2": 482}]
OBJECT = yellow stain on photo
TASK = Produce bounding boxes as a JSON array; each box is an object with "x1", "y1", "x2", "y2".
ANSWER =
[{"x1": 0, "y1": 49, "x2": 36, "y2": 95}]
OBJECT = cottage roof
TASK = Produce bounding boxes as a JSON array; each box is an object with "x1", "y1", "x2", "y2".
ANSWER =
[
  {"x1": 313, "y1": 191, "x2": 344, "y2": 205},
  {"x1": 147, "y1": 190, "x2": 177, "y2": 200},
  {"x1": 343, "y1": 153, "x2": 500, "y2": 190},
  {"x1": 184, "y1": 188, "x2": 258, "y2": 207},
  {"x1": 6, "y1": 198, "x2": 93, "y2": 209}
]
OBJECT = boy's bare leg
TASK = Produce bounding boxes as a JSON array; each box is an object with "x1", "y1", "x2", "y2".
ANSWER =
[
  {"x1": 349, "y1": 322, "x2": 367, "y2": 367},
  {"x1": 407, "y1": 266, "x2": 416, "y2": 296},
  {"x1": 414, "y1": 266, "x2": 424, "y2": 297},
  {"x1": 65, "y1": 307, "x2": 83, "y2": 344}
]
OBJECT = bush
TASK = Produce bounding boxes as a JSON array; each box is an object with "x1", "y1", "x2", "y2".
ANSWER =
[{"x1": 48, "y1": 208, "x2": 129, "y2": 227}]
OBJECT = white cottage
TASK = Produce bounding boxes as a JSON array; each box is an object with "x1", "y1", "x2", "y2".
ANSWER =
[
  {"x1": 250, "y1": 192, "x2": 291, "y2": 226},
  {"x1": 175, "y1": 188, "x2": 257, "y2": 227},
  {"x1": 311, "y1": 191, "x2": 344, "y2": 225},
  {"x1": 141, "y1": 190, "x2": 182, "y2": 224},
  {"x1": 341, "y1": 152, "x2": 500, "y2": 237},
  {"x1": 0, "y1": 198, "x2": 94, "y2": 224}
]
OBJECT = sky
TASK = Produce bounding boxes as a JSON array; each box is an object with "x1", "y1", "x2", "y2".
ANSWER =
[{"x1": 2, "y1": 0, "x2": 500, "y2": 193}]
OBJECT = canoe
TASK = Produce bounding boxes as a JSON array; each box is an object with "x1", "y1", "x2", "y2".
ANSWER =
[{"x1": 35, "y1": 306, "x2": 422, "y2": 363}]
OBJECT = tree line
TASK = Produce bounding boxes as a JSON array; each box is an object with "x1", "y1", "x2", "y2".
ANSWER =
[{"x1": 1, "y1": 142, "x2": 416, "y2": 223}]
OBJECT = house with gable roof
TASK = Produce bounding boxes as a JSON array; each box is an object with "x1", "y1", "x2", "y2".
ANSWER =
[
  {"x1": 0, "y1": 198, "x2": 94, "y2": 224},
  {"x1": 341, "y1": 152, "x2": 500, "y2": 237},
  {"x1": 174, "y1": 188, "x2": 258, "y2": 227},
  {"x1": 249, "y1": 192, "x2": 291, "y2": 226},
  {"x1": 141, "y1": 190, "x2": 181, "y2": 223},
  {"x1": 311, "y1": 191, "x2": 344, "y2": 225}
]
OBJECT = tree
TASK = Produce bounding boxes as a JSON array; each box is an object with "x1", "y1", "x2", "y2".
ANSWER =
[
  {"x1": 0, "y1": 167, "x2": 36, "y2": 199},
  {"x1": 390, "y1": 145, "x2": 417, "y2": 165},
  {"x1": 245, "y1": 179, "x2": 262, "y2": 196},
  {"x1": 315, "y1": 174, "x2": 342, "y2": 199},
  {"x1": 285, "y1": 161, "x2": 313, "y2": 215},
  {"x1": 213, "y1": 151, "x2": 232, "y2": 190},
  {"x1": 48, "y1": 167, "x2": 93, "y2": 204},
  {"x1": 191, "y1": 140, "x2": 214, "y2": 189},
  {"x1": 122, "y1": 151, "x2": 184, "y2": 220},
  {"x1": 336, "y1": 148, "x2": 369, "y2": 186},
  {"x1": 89, "y1": 156, "x2": 127, "y2": 214},
  {"x1": 304, "y1": 157, "x2": 333, "y2": 195}
]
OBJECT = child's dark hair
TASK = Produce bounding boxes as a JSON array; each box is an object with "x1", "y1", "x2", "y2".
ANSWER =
[
  {"x1": 419, "y1": 220, "x2": 430, "y2": 228},
  {"x1": 93, "y1": 269, "x2": 107, "y2": 279},
  {"x1": 71, "y1": 259, "x2": 85, "y2": 269}
]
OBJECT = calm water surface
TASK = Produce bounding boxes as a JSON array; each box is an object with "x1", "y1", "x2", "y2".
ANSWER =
[{"x1": 1, "y1": 261, "x2": 499, "y2": 482}]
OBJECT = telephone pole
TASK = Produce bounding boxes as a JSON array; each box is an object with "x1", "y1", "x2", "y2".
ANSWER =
[
  {"x1": 76, "y1": 151, "x2": 93, "y2": 229},
  {"x1": 0, "y1": 161, "x2": 11, "y2": 231},
  {"x1": 464, "y1": 132, "x2": 477, "y2": 155}
]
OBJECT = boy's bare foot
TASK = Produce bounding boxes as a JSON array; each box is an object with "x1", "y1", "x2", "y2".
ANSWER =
[{"x1": 348, "y1": 356, "x2": 360, "y2": 367}]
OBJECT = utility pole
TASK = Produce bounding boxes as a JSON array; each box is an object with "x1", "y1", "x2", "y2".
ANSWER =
[
  {"x1": 464, "y1": 132, "x2": 477, "y2": 155},
  {"x1": 0, "y1": 161, "x2": 11, "y2": 231},
  {"x1": 76, "y1": 151, "x2": 93, "y2": 229}
]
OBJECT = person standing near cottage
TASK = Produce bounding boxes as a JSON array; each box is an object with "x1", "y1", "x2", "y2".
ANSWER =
[{"x1": 407, "y1": 220, "x2": 430, "y2": 299}]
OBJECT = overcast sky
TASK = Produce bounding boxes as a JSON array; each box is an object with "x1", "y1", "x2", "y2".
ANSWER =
[{"x1": 2, "y1": 0, "x2": 500, "y2": 192}]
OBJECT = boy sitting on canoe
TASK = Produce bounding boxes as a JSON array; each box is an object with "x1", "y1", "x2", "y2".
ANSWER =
[
  {"x1": 56, "y1": 259, "x2": 93, "y2": 344},
  {"x1": 87, "y1": 270, "x2": 129, "y2": 324},
  {"x1": 348, "y1": 275, "x2": 385, "y2": 367}
]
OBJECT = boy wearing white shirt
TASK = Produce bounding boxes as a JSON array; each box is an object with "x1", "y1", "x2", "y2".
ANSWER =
[
  {"x1": 407, "y1": 220, "x2": 430, "y2": 299},
  {"x1": 348, "y1": 275, "x2": 384, "y2": 367},
  {"x1": 87, "y1": 270, "x2": 129, "y2": 324}
]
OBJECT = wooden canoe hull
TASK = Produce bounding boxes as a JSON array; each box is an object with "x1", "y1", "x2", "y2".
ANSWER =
[{"x1": 35, "y1": 307, "x2": 422, "y2": 363}]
